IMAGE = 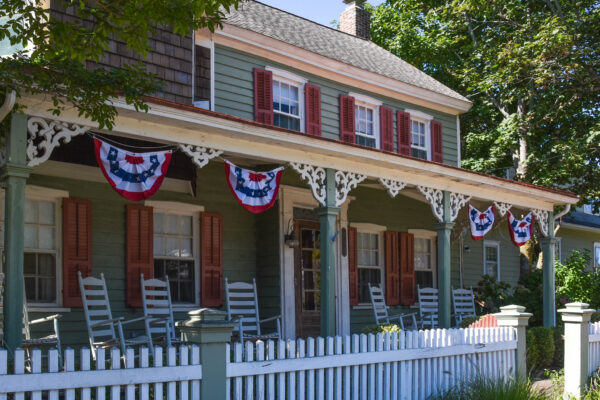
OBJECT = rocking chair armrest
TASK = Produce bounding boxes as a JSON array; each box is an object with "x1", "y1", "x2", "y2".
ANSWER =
[
  {"x1": 120, "y1": 315, "x2": 151, "y2": 326},
  {"x1": 29, "y1": 314, "x2": 63, "y2": 325},
  {"x1": 389, "y1": 312, "x2": 417, "y2": 320},
  {"x1": 260, "y1": 315, "x2": 282, "y2": 324},
  {"x1": 90, "y1": 317, "x2": 125, "y2": 328}
]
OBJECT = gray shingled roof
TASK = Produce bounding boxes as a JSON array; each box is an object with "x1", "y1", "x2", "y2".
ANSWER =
[{"x1": 224, "y1": 1, "x2": 470, "y2": 103}]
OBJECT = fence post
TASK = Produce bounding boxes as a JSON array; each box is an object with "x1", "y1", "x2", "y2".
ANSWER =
[
  {"x1": 494, "y1": 304, "x2": 532, "y2": 380},
  {"x1": 177, "y1": 308, "x2": 235, "y2": 399},
  {"x1": 558, "y1": 302, "x2": 594, "y2": 399}
]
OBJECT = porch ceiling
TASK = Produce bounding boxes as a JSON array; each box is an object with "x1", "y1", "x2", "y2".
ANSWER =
[{"x1": 20, "y1": 95, "x2": 578, "y2": 212}]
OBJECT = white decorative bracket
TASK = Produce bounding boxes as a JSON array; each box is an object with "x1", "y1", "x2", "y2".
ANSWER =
[
  {"x1": 494, "y1": 202, "x2": 512, "y2": 217},
  {"x1": 450, "y1": 192, "x2": 471, "y2": 222},
  {"x1": 532, "y1": 209, "x2": 549, "y2": 237},
  {"x1": 379, "y1": 178, "x2": 407, "y2": 198},
  {"x1": 418, "y1": 186, "x2": 445, "y2": 222},
  {"x1": 179, "y1": 144, "x2": 223, "y2": 169},
  {"x1": 27, "y1": 117, "x2": 90, "y2": 167},
  {"x1": 290, "y1": 163, "x2": 327, "y2": 206},
  {"x1": 335, "y1": 171, "x2": 366, "y2": 207}
]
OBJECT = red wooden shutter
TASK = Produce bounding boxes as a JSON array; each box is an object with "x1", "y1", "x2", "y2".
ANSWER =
[
  {"x1": 348, "y1": 227, "x2": 359, "y2": 306},
  {"x1": 305, "y1": 83, "x2": 322, "y2": 136},
  {"x1": 339, "y1": 94, "x2": 356, "y2": 143},
  {"x1": 126, "y1": 205, "x2": 154, "y2": 308},
  {"x1": 201, "y1": 212, "x2": 223, "y2": 307},
  {"x1": 399, "y1": 232, "x2": 415, "y2": 306},
  {"x1": 397, "y1": 110, "x2": 411, "y2": 156},
  {"x1": 253, "y1": 68, "x2": 273, "y2": 124},
  {"x1": 431, "y1": 120, "x2": 444, "y2": 163},
  {"x1": 384, "y1": 231, "x2": 400, "y2": 306},
  {"x1": 379, "y1": 106, "x2": 394, "y2": 152},
  {"x1": 62, "y1": 198, "x2": 92, "y2": 307}
]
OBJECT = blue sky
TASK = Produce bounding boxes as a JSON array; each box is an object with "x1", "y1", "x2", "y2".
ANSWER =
[{"x1": 257, "y1": 1, "x2": 385, "y2": 27}]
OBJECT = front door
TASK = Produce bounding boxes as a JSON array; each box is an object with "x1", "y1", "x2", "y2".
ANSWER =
[{"x1": 294, "y1": 220, "x2": 321, "y2": 338}]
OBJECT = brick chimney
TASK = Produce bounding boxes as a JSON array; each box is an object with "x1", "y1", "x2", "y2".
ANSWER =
[{"x1": 339, "y1": 0, "x2": 371, "y2": 40}]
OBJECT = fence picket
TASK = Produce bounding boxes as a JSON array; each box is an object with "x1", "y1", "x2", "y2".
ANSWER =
[
  {"x1": 316, "y1": 337, "x2": 325, "y2": 400},
  {"x1": 0, "y1": 350, "x2": 7, "y2": 400},
  {"x1": 296, "y1": 339, "x2": 305, "y2": 400},
  {"x1": 359, "y1": 334, "x2": 367, "y2": 400},
  {"x1": 96, "y1": 347, "x2": 106, "y2": 400},
  {"x1": 110, "y1": 347, "x2": 121, "y2": 400},
  {"x1": 81, "y1": 347, "x2": 92, "y2": 400},
  {"x1": 179, "y1": 345, "x2": 189, "y2": 400},
  {"x1": 31, "y1": 349, "x2": 42, "y2": 400},
  {"x1": 140, "y1": 347, "x2": 150, "y2": 400},
  {"x1": 246, "y1": 341, "x2": 255, "y2": 400},
  {"x1": 190, "y1": 345, "x2": 200, "y2": 400},
  {"x1": 167, "y1": 346, "x2": 177, "y2": 400},
  {"x1": 278, "y1": 340, "x2": 286, "y2": 400},
  {"x1": 375, "y1": 333, "x2": 383, "y2": 400},
  {"x1": 326, "y1": 337, "x2": 334, "y2": 400},
  {"x1": 307, "y1": 337, "x2": 315, "y2": 400},
  {"x1": 14, "y1": 349, "x2": 24, "y2": 400},
  {"x1": 234, "y1": 342, "x2": 243, "y2": 400},
  {"x1": 257, "y1": 341, "x2": 266, "y2": 400},
  {"x1": 154, "y1": 347, "x2": 163, "y2": 400},
  {"x1": 342, "y1": 335, "x2": 351, "y2": 400},
  {"x1": 267, "y1": 340, "x2": 276, "y2": 400},
  {"x1": 287, "y1": 340, "x2": 296, "y2": 400},
  {"x1": 334, "y1": 336, "x2": 342, "y2": 400},
  {"x1": 125, "y1": 348, "x2": 135, "y2": 400}
]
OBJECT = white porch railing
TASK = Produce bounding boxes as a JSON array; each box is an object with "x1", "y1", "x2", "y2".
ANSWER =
[
  {"x1": 226, "y1": 327, "x2": 517, "y2": 400},
  {"x1": 0, "y1": 345, "x2": 202, "y2": 399},
  {"x1": 589, "y1": 321, "x2": 600, "y2": 376}
]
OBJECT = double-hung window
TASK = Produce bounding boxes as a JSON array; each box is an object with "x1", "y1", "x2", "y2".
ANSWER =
[
  {"x1": 594, "y1": 242, "x2": 600, "y2": 270},
  {"x1": 483, "y1": 241, "x2": 501, "y2": 279},
  {"x1": 150, "y1": 202, "x2": 202, "y2": 306},
  {"x1": 353, "y1": 224, "x2": 385, "y2": 304},
  {"x1": 405, "y1": 109, "x2": 433, "y2": 160},
  {"x1": 350, "y1": 93, "x2": 381, "y2": 149},
  {"x1": 0, "y1": 186, "x2": 66, "y2": 307},
  {"x1": 410, "y1": 230, "x2": 437, "y2": 290},
  {"x1": 269, "y1": 67, "x2": 306, "y2": 132}
]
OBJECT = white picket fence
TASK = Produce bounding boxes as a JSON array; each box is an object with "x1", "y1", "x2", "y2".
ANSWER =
[
  {"x1": 226, "y1": 327, "x2": 517, "y2": 400},
  {"x1": 0, "y1": 345, "x2": 202, "y2": 399},
  {"x1": 589, "y1": 322, "x2": 600, "y2": 377}
]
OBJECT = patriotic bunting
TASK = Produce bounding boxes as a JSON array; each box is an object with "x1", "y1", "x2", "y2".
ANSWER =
[
  {"x1": 94, "y1": 138, "x2": 172, "y2": 201},
  {"x1": 468, "y1": 204, "x2": 495, "y2": 240},
  {"x1": 507, "y1": 211, "x2": 534, "y2": 247},
  {"x1": 224, "y1": 160, "x2": 284, "y2": 214}
]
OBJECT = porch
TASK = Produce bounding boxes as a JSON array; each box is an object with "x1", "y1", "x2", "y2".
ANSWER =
[{"x1": 0, "y1": 98, "x2": 577, "y2": 350}]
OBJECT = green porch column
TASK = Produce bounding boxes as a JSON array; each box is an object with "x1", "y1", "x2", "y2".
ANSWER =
[
  {"x1": 541, "y1": 212, "x2": 556, "y2": 327},
  {"x1": 316, "y1": 168, "x2": 340, "y2": 337},
  {"x1": 1, "y1": 113, "x2": 31, "y2": 352},
  {"x1": 435, "y1": 191, "x2": 454, "y2": 329}
]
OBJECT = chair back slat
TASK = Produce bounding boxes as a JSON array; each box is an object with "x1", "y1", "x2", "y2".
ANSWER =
[
  {"x1": 78, "y1": 272, "x2": 117, "y2": 344},
  {"x1": 452, "y1": 287, "x2": 477, "y2": 324},
  {"x1": 417, "y1": 286, "x2": 439, "y2": 328},
  {"x1": 225, "y1": 278, "x2": 262, "y2": 337},
  {"x1": 368, "y1": 284, "x2": 391, "y2": 325},
  {"x1": 141, "y1": 274, "x2": 176, "y2": 348}
]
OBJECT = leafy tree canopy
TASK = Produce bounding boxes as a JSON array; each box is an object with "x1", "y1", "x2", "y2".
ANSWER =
[
  {"x1": 368, "y1": 0, "x2": 600, "y2": 209},
  {"x1": 0, "y1": 0, "x2": 239, "y2": 129}
]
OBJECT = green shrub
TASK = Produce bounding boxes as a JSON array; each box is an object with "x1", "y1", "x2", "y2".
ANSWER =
[
  {"x1": 552, "y1": 326, "x2": 564, "y2": 367},
  {"x1": 591, "y1": 311, "x2": 600, "y2": 323},
  {"x1": 509, "y1": 269, "x2": 544, "y2": 326},
  {"x1": 432, "y1": 376, "x2": 547, "y2": 400},
  {"x1": 458, "y1": 315, "x2": 480, "y2": 328},
  {"x1": 527, "y1": 327, "x2": 555, "y2": 372},
  {"x1": 476, "y1": 275, "x2": 512, "y2": 314},
  {"x1": 361, "y1": 324, "x2": 401, "y2": 334},
  {"x1": 556, "y1": 250, "x2": 600, "y2": 309}
]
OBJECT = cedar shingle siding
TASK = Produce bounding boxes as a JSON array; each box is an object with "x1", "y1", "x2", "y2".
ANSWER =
[{"x1": 50, "y1": 1, "x2": 199, "y2": 105}]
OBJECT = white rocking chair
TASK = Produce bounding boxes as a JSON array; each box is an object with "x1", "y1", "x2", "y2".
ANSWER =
[
  {"x1": 79, "y1": 272, "x2": 150, "y2": 359},
  {"x1": 140, "y1": 274, "x2": 181, "y2": 353},
  {"x1": 417, "y1": 286, "x2": 439, "y2": 329},
  {"x1": 452, "y1": 287, "x2": 477, "y2": 326},
  {"x1": 368, "y1": 284, "x2": 417, "y2": 330},
  {"x1": 225, "y1": 278, "x2": 281, "y2": 342}
]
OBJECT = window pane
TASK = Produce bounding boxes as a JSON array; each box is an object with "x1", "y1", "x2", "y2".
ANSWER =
[
  {"x1": 154, "y1": 236, "x2": 164, "y2": 256},
  {"x1": 38, "y1": 226, "x2": 55, "y2": 250},
  {"x1": 24, "y1": 253, "x2": 36, "y2": 274},
  {"x1": 38, "y1": 277, "x2": 56, "y2": 302},
  {"x1": 154, "y1": 213, "x2": 163, "y2": 234},
  {"x1": 358, "y1": 268, "x2": 381, "y2": 303},
  {"x1": 38, "y1": 253, "x2": 55, "y2": 276},
  {"x1": 25, "y1": 199, "x2": 37, "y2": 223},
  {"x1": 181, "y1": 216, "x2": 192, "y2": 235},
  {"x1": 25, "y1": 277, "x2": 36, "y2": 302},
  {"x1": 485, "y1": 262, "x2": 498, "y2": 278},
  {"x1": 38, "y1": 201, "x2": 55, "y2": 225},
  {"x1": 290, "y1": 86, "x2": 299, "y2": 101},
  {"x1": 595, "y1": 246, "x2": 600, "y2": 267},
  {"x1": 166, "y1": 237, "x2": 179, "y2": 257},
  {"x1": 180, "y1": 238, "x2": 193, "y2": 258},
  {"x1": 416, "y1": 271, "x2": 433, "y2": 289},
  {"x1": 281, "y1": 82, "x2": 289, "y2": 99},
  {"x1": 166, "y1": 215, "x2": 179, "y2": 234},
  {"x1": 24, "y1": 225, "x2": 37, "y2": 248},
  {"x1": 485, "y1": 246, "x2": 498, "y2": 262}
]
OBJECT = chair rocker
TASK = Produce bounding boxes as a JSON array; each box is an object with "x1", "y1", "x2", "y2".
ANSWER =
[
  {"x1": 368, "y1": 284, "x2": 417, "y2": 330},
  {"x1": 140, "y1": 274, "x2": 181, "y2": 353},
  {"x1": 417, "y1": 286, "x2": 439, "y2": 329},
  {"x1": 225, "y1": 278, "x2": 281, "y2": 342},
  {"x1": 452, "y1": 287, "x2": 477, "y2": 326},
  {"x1": 79, "y1": 271, "x2": 150, "y2": 359}
]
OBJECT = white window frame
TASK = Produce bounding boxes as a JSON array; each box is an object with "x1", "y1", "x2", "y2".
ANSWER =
[
  {"x1": 351, "y1": 222, "x2": 385, "y2": 307},
  {"x1": 0, "y1": 186, "x2": 68, "y2": 310},
  {"x1": 405, "y1": 109, "x2": 433, "y2": 161},
  {"x1": 554, "y1": 237, "x2": 562, "y2": 263},
  {"x1": 483, "y1": 240, "x2": 501, "y2": 280},
  {"x1": 594, "y1": 242, "x2": 600, "y2": 270},
  {"x1": 349, "y1": 92, "x2": 382, "y2": 149},
  {"x1": 146, "y1": 201, "x2": 204, "y2": 309},
  {"x1": 409, "y1": 229, "x2": 437, "y2": 289},
  {"x1": 267, "y1": 66, "x2": 307, "y2": 133}
]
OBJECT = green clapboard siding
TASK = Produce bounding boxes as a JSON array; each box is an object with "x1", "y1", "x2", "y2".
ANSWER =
[
  {"x1": 23, "y1": 160, "x2": 281, "y2": 346},
  {"x1": 214, "y1": 45, "x2": 460, "y2": 167},
  {"x1": 557, "y1": 226, "x2": 600, "y2": 265}
]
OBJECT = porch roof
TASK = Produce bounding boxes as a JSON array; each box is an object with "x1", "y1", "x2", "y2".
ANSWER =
[{"x1": 21, "y1": 94, "x2": 578, "y2": 212}]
